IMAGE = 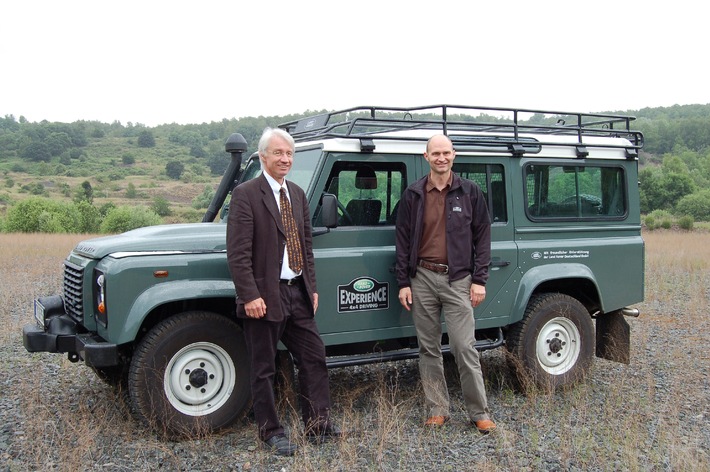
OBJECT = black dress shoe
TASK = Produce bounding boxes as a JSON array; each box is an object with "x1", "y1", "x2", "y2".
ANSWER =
[{"x1": 263, "y1": 433, "x2": 297, "y2": 456}]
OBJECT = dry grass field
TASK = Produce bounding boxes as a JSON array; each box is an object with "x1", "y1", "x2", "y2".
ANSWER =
[{"x1": 1, "y1": 231, "x2": 708, "y2": 471}]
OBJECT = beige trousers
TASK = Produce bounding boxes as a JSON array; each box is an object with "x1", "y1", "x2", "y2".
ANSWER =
[{"x1": 410, "y1": 268, "x2": 490, "y2": 421}]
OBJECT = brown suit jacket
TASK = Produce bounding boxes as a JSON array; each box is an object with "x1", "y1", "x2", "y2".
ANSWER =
[{"x1": 226, "y1": 174, "x2": 317, "y2": 321}]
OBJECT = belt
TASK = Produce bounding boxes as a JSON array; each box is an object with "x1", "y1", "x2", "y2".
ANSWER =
[
  {"x1": 418, "y1": 259, "x2": 449, "y2": 274},
  {"x1": 279, "y1": 275, "x2": 302, "y2": 286}
]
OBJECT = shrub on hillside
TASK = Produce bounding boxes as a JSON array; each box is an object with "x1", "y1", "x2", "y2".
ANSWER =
[
  {"x1": 166, "y1": 160, "x2": 185, "y2": 180},
  {"x1": 675, "y1": 189, "x2": 710, "y2": 221},
  {"x1": 99, "y1": 205, "x2": 162, "y2": 234},
  {"x1": 192, "y1": 185, "x2": 214, "y2": 210},
  {"x1": 151, "y1": 196, "x2": 172, "y2": 217},
  {"x1": 5, "y1": 197, "x2": 81, "y2": 233}
]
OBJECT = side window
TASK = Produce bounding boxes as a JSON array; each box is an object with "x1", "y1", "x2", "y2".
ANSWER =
[
  {"x1": 525, "y1": 164, "x2": 626, "y2": 219},
  {"x1": 453, "y1": 163, "x2": 507, "y2": 223},
  {"x1": 315, "y1": 162, "x2": 406, "y2": 226}
]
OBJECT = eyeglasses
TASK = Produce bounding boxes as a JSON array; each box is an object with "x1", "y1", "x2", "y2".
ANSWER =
[{"x1": 268, "y1": 149, "x2": 293, "y2": 158}]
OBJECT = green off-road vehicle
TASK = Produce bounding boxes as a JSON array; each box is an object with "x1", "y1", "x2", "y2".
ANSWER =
[{"x1": 24, "y1": 105, "x2": 644, "y2": 436}]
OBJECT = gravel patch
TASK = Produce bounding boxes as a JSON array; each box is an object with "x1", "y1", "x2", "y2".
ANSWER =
[
  {"x1": 2, "y1": 305, "x2": 708, "y2": 472},
  {"x1": 2, "y1": 232, "x2": 709, "y2": 471}
]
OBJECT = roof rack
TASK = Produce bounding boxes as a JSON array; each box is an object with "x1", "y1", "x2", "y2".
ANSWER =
[{"x1": 278, "y1": 105, "x2": 643, "y2": 157}]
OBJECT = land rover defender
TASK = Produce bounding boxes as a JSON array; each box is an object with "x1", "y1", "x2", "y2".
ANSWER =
[{"x1": 23, "y1": 105, "x2": 644, "y2": 436}]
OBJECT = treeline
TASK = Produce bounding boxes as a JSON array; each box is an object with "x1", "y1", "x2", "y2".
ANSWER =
[{"x1": 1, "y1": 104, "x2": 710, "y2": 233}]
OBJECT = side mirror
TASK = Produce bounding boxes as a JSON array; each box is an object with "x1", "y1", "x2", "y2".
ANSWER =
[{"x1": 320, "y1": 193, "x2": 339, "y2": 228}]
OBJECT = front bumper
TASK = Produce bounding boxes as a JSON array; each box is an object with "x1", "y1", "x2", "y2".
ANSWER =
[{"x1": 23, "y1": 295, "x2": 119, "y2": 368}]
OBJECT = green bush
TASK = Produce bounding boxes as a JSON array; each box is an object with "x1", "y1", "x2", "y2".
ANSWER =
[
  {"x1": 677, "y1": 215, "x2": 694, "y2": 231},
  {"x1": 151, "y1": 196, "x2": 172, "y2": 217},
  {"x1": 122, "y1": 153, "x2": 136, "y2": 165},
  {"x1": 99, "y1": 205, "x2": 162, "y2": 234},
  {"x1": 166, "y1": 160, "x2": 185, "y2": 180},
  {"x1": 675, "y1": 189, "x2": 710, "y2": 221},
  {"x1": 191, "y1": 185, "x2": 214, "y2": 210},
  {"x1": 76, "y1": 200, "x2": 102, "y2": 233},
  {"x1": 648, "y1": 209, "x2": 673, "y2": 229},
  {"x1": 5, "y1": 197, "x2": 81, "y2": 233},
  {"x1": 644, "y1": 215, "x2": 656, "y2": 230}
]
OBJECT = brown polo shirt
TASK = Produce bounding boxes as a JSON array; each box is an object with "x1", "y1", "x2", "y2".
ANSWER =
[{"x1": 418, "y1": 173, "x2": 452, "y2": 265}]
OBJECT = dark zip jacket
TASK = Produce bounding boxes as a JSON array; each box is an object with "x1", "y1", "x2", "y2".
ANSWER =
[{"x1": 395, "y1": 172, "x2": 491, "y2": 287}]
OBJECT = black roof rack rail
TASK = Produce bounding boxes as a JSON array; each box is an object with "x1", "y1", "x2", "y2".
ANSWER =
[{"x1": 278, "y1": 105, "x2": 644, "y2": 155}]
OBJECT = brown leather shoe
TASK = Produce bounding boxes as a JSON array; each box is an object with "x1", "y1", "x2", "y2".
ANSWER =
[
  {"x1": 474, "y1": 419, "x2": 497, "y2": 434},
  {"x1": 424, "y1": 415, "x2": 450, "y2": 427}
]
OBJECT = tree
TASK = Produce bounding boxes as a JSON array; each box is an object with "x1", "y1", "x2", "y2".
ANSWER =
[
  {"x1": 46, "y1": 132, "x2": 71, "y2": 156},
  {"x1": 21, "y1": 142, "x2": 51, "y2": 162},
  {"x1": 207, "y1": 153, "x2": 229, "y2": 176},
  {"x1": 675, "y1": 189, "x2": 710, "y2": 221},
  {"x1": 640, "y1": 155, "x2": 697, "y2": 213},
  {"x1": 165, "y1": 160, "x2": 185, "y2": 180},
  {"x1": 137, "y1": 130, "x2": 156, "y2": 148},
  {"x1": 75, "y1": 180, "x2": 94, "y2": 204}
]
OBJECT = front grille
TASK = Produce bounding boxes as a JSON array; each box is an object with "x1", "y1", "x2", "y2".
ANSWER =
[{"x1": 63, "y1": 261, "x2": 84, "y2": 319}]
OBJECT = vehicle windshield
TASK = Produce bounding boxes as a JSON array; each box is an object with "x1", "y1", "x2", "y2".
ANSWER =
[{"x1": 239, "y1": 148, "x2": 322, "y2": 192}]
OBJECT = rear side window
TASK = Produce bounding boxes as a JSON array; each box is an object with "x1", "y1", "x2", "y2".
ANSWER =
[{"x1": 525, "y1": 164, "x2": 626, "y2": 219}]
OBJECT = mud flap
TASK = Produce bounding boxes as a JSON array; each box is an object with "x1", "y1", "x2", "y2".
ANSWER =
[{"x1": 595, "y1": 310, "x2": 630, "y2": 364}]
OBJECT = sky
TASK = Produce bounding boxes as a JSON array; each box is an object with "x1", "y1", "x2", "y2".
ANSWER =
[{"x1": 1, "y1": 0, "x2": 707, "y2": 127}]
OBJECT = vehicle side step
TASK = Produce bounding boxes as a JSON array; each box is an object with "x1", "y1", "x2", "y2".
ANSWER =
[{"x1": 326, "y1": 328, "x2": 503, "y2": 369}]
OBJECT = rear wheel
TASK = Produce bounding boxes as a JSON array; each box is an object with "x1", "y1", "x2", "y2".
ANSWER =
[
  {"x1": 507, "y1": 293, "x2": 594, "y2": 391},
  {"x1": 128, "y1": 311, "x2": 250, "y2": 437}
]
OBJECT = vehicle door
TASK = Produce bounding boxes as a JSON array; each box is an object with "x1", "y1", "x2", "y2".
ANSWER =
[
  {"x1": 452, "y1": 159, "x2": 519, "y2": 329},
  {"x1": 309, "y1": 154, "x2": 418, "y2": 345}
]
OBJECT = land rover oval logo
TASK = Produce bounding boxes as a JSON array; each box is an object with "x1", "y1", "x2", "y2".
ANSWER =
[
  {"x1": 353, "y1": 278, "x2": 374, "y2": 292},
  {"x1": 531, "y1": 252, "x2": 542, "y2": 260},
  {"x1": 338, "y1": 277, "x2": 389, "y2": 313}
]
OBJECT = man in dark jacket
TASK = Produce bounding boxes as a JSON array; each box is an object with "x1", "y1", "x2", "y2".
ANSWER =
[
  {"x1": 395, "y1": 134, "x2": 496, "y2": 434},
  {"x1": 227, "y1": 127, "x2": 338, "y2": 456}
]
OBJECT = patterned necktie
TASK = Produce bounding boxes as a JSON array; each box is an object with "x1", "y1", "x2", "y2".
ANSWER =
[{"x1": 279, "y1": 187, "x2": 303, "y2": 273}]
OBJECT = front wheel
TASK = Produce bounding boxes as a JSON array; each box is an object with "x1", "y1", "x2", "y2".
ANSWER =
[
  {"x1": 506, "y1": 293, "x2": 594, "y2": 392},
  {"x1": 128, "y1": 311, "x2": 251, "y2": 437}
]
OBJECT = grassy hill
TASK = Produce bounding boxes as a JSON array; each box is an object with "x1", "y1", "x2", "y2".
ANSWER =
[{"x1": 2, "y1": 104, "x2": 710, "y2": 226}]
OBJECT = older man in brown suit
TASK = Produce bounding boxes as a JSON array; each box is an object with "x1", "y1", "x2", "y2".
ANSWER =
[{"x1": 227, "y1": 127, "x2": 337, "y2": 456}]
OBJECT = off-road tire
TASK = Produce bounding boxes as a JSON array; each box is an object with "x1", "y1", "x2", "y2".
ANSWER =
[
  {"x1": 128, "y1": 311, "x2": 250, "y2": 437},
  {"x1": 506, "y1": 293, "x2": 594, "y2": 392}
]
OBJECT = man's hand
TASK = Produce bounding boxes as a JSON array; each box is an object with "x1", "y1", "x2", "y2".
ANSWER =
[
  {"x1": 244, "y1": 297, "x2": 267, "y2": 318},
  {"x1": 470, "y1": 283, "x2": 486, "y2": 308},
  {"x1": 398, "y1": 287, "x2": 412, "y2": 311}
]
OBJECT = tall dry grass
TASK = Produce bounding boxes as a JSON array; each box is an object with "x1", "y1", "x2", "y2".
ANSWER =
[{"x1": 1, "y1": 230, "x2": 708, "y2": 471}]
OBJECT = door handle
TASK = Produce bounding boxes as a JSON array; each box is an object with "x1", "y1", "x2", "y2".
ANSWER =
[{"x1": 490, "y1": 259, "x2": 510, "y2": 268}]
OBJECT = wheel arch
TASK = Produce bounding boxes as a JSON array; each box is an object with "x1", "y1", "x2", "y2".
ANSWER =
[
  {"x1": 510, "y1": 263, "x2": 601, "y2": 325},
  {"x1": 116, "y1": 279, "x2": 237, "y2": 346}
]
